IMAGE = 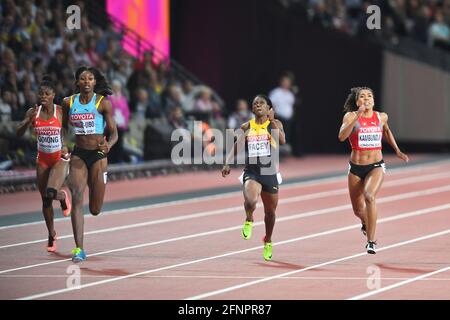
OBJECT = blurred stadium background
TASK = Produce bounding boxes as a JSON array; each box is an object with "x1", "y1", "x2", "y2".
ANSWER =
[{"x1": 1, "y1": 0, "x2": 449, "y2": 193}]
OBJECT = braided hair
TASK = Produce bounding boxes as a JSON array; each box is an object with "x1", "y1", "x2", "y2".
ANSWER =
[
  {"x1": 343, "y1": 86, "x2": 373, "y2": 113},
  {"x1": 74, "y1": 66, "x2": 113, "y2": 96}
]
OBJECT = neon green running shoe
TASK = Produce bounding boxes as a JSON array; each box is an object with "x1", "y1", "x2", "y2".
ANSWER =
[
  {"x1": 71, "y1": 247, "x2": 86, "y2": 263},
  {"x1": 263, "y1": 241, "x2": 273, "y2": 261},
  {"x1": 242, "y1": 221, "x2": 253, "y2": 240}
]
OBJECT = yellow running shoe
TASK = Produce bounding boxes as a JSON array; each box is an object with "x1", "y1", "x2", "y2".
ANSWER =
[
  {"x1": 242, "y1": 221, "x2": 253, "y2": 240},
  {"x1": 263, "y1": 241, "x2": 272, "y2": 261}
]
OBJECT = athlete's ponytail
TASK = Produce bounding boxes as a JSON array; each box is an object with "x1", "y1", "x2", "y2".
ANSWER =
[
  {"x1": 343, "y1": 87, "x2": 373, "y2": 113},
  {"x1": 74, "y1": 66, "x2": 113, "y2": 96}
]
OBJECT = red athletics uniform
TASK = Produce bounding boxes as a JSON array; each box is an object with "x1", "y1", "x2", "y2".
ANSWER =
[
  {"x1": 349, "y1": 111, "x2": 383, "y2": 151},
  {"x1": 33, "y1": 105, "x2": 63, "y2": 168}
]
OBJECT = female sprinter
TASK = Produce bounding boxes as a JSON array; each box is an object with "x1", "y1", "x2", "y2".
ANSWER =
[
  {"x1": 222, "y1": 94, "x2": 285, "y2": 261},
  {"x1": 338, "y1": 87, "x2": 409, "y2": 254},
  {"x1": 62, "y1": 66, "x2": 118, "y2": 262},
  {"x1": 16, "y1": 75, "x2": 71, "y2": 253}
]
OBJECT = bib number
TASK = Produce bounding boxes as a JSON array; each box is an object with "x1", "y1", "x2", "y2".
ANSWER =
[
  {"x1": 248, "y1": 140, "x2": 271, "y2": 157},
  {"x1": 358, "y1": 133, "x2": 382, "y2": 149}
]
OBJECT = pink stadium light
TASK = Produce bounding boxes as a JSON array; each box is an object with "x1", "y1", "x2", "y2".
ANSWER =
[{"x1": 106, "y1": 0, "x2": 170, "y2": 61}]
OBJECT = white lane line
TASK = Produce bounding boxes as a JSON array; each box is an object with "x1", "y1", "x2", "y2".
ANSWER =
[
  {"x1": 2, "y1": 275, "x2": 449, "y2": 281},
  {"x1": 348, "y1": 266, "x2": 450, "y2": 300},
  {"x1": 3, "y1": 158, "x2": 450, "y2": 230},
  {"x1": 16, "y1": 205, "x2": 450, "y2": 300},
  {"x1": 1, "y1": 170, "x2": 352, "y2": 230},
  {"x1": 2, "y1": 170, "x2": 450, "y2": 250},
  {"x1": 186, "y1": 229, "x2": 450, "y2": 300},
  {"x1": 1, "y1": 182, "x2": 450, "y2": 275}
]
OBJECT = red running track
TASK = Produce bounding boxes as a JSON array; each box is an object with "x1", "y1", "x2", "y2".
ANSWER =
[{"x1": 0, "y1": 155, "x2": 449, "y2": 300}]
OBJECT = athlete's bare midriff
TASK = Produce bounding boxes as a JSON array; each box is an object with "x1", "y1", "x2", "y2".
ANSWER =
[
  {"x1": 350, "y1": 149, "x2": 383, "y2": 165},
  {"x1": 75, "y1": 134, "x2": 104, "y2": 150}
]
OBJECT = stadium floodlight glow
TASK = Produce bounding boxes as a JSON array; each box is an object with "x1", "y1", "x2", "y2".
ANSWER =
[{"x1": 106, "y1": 0, "x2": 170, "y2": 61}]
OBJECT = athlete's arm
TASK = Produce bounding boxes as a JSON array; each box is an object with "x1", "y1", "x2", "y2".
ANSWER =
[
  {"x1": 381, "y1": 112, "x2": 409, "y2": 162},
  {"x1": 59, "y1": 102, "x2": 70, "y2": 158},
  {"x1": 268, "y1": 108, "x2": 286, "y2": 145},
  {"x1": 16, "y1": 106, "x2": 37, "y2": 137},
  {"x1": 270, "y1": 119, "x2": 286, "y2": 145},
  {"x1": 338, "y1": 106, "x2": 365, "y2": 142},
  {"x1": 98, "y1": 97, "x2": 118, "y2": 153},
  {"x1": 222, "y1": 122, "x2": 250, "y2": 177}
]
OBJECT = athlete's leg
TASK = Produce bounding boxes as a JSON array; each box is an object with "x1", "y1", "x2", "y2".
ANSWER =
[
  {"x1": 243, "y1": 179, "x2": 262, "y2": 222},
  {"x1": 240, "y1": 179, "x2": 262, "y2": 240},
  {"x1": 46, "y1": 159, "x2": 71, "y2": 216},
  {"x1": 68, "y1": 156, "x2": 88, "y2": 249},
  {"x1": 46, "y1": 159, "x2": 69, "y2": 201},
  {"x1": 260, "y1": 191, "x2": 278, "y2": 243},
  {"x1": 87, "y1": 157, "x2": 108, "y2": 216},
  {"x1": 348, "y1": 173, "x2": 368, "y2": 229},
  {"x1": 37, "y1": 164, "x2": 55, "y2": 238},
  {"x1": 363, "y1": 168, "x2": 385, "y2": 242}
]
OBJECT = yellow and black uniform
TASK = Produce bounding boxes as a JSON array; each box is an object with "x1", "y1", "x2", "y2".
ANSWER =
[{"x1": 241, "y1": 119, "x2": 282, "y2": 194}]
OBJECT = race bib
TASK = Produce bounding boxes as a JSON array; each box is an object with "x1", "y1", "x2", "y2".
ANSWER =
[
  {"x1": 71, "y1": 113, "x2": 96, "y2": 135},
  {"x1": 247, "y1": 134, "x2": 271, "y2": 157},
  {"x1": 358, "y1": 127, "x2": 382, "y2": 149},
  {"x1": 35, "y1": 127, "x2": 61, "y2": 153}
]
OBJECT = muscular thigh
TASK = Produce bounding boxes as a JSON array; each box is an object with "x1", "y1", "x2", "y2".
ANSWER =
[
  {"x1": 364, "y1": 168, "x2": 384, "y2": 196},
  {"x1": 36, "y1": 165, "x2": 50, "y2": 196},
  {"x1": 47, "y1": 159, "x2": 69, "y2": 190},
  {"x1": 260, "y1": 191, "x2": 278, "y2": 212},
  {"x1": 68, "y1": 156, "x2": 88, "y2": 192},
  {"x1": 348, "y1": 172, "x2": 365, "y2": 209},
  {"x1": 243, "y1": 179, "x2": 262, "y2": 203}
]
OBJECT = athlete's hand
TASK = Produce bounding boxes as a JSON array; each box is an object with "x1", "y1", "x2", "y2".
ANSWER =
[
  {"x1": 356, "y1": 105, "x2": 366, "y2": 117},
  {"x1": 268, "y1": 108, "x2": 275, "y2": 122},
  {"x1": 396, "y1": 150, "x2": 409, "y2": 163},
  {"x1": 28, "y1": 105, "x2": 38, "y2": 125},
  {"x1": 221, "y1": 165, "x2": 230, "y2": 177},
  {"x1": 98, "y1": 137, "x2": 110, "y2": 154},
  {"x1": 61, "y1": 145, "x2": 70, "y2": 160}
]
